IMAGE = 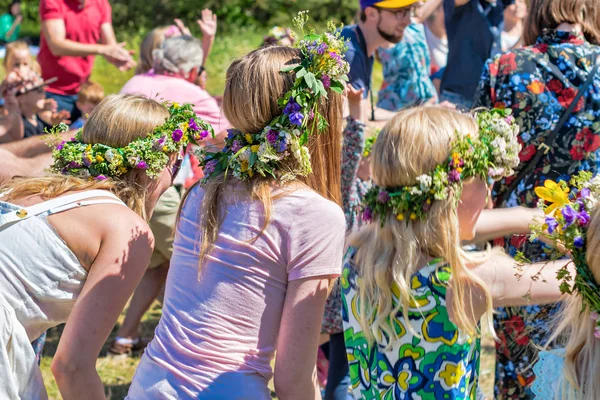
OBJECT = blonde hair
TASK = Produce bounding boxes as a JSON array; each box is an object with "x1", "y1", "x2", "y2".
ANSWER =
[
  {"x1": 77, "y1": 81, "x2": 105, "y2": 106},
  {"x1": 3, "y1": 40, "x2": 41, "y2": 74},
  {"x1": 349, "y1": 107, "x2": 494, "y2": 347},
  {"x1": 546, "y1": 205, "x2": 600, "y2": 399},
  {"x1": 1, "y1": 94, "x2": 170, "y2": 220},
  {"x1": 189, "y1": 45, "x2": 343, "y2": 270},
  {"x1": 524, "y1": 0, "x2": 600, "y2": 45},
  {"x1": 135, "y1": 27, "x2": 169, "y2": 75}
]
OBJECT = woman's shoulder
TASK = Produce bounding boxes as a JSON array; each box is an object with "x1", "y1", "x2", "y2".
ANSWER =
[{"x1": 280, "y1": 189, "x2": 345, "y2": 225}]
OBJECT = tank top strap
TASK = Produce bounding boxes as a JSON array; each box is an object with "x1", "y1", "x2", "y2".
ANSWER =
[{"x1": 0, "y1": 190, "x2": 127, "y2": 229}]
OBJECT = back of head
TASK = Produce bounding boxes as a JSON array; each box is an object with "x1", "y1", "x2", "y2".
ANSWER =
[
  {"x1": 1, "y1": 94, "x2": 169, "y2": 220},
  {"x1": 222, "y1": 45, "x2": 343, "y2": 203},
  {"x1": 524, "y1": 0, "x2": 600, "y2": 45},
  {"x1": 552, "y1": 205, "x2": 600, "y2": 399},
  {"x1": 350, "y1": 106, "x2": 487, "y2": 345},
  {"x1": 78, "y1": 81, "x2": 105, "y2": 106},
  {"x1": 153, "y1": 35, "x2": 204, "y2": 76},
  {"x1": 136, "y1": 26, "x2": 168, "y2": 75}
]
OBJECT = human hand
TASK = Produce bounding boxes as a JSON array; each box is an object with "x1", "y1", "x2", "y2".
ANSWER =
[
  {"x1": 42, "y1": 98, "x2": 58, "y2": 113},
  {"x1": 173, "y1": 18, "x2": 191, "y2": 36},
  {"x1": 102, "y1": 42, "x2": 136, "y2": 71},
  {"x1": 49, "y1": 110, "x2": 71, "y2": 126},
  {"x1": 197, "y1": 9, "x2": 217, "y2": 38},
  {"x1": 346, "y1": 84, "x2": 364, "y2": 120}
]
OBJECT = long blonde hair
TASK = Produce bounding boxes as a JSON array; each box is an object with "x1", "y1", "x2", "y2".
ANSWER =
[
  {"x1": 1, "y1": 94, "x2": 170, "y2": 220},
  {"x1": 349, "y1": 107, "x2": 494, "y2": 347},
  {"x1": 189, "y1": 45, "x2": 343, "y2": 270},
  {"x1": 546, "y1": 206, "x2": 600, "y2": 399}
]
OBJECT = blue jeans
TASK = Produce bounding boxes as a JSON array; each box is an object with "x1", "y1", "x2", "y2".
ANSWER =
[
  {"x1": 322, "y1": 333, "x2": 353, "y2": 400},
  {"x1": 440, "y1": 90, "x2": 474, "y2": 111},
  {"x1": 45, "y1": 91, "x2": 81, "y2": 123}
]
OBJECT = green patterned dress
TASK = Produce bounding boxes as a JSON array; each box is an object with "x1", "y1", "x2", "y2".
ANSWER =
[{"x1": 341, "y1": 247, "x2": 480, "y2": 400}]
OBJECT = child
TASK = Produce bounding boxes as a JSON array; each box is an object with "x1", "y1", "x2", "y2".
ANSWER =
[
  {"x1": 342, "y1": 106, "x2": 573, "y2": 399},
  {"x1": 529, "y1": 172, "x2": 600, "y2": 399},
  {"x1": 71, "y1": 81, "x2": 104, "y2": 129},
  {"x1": 3, "y1": 40, "x2": 40, "y2": 76}
]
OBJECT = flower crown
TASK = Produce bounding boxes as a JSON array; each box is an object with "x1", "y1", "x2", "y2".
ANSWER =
[
  {"x1": 49, "y1": 103, "x2": 214, "y2": 180},
  {"x1": 362, "y1": 108, "x2": 521, "y2": 224},
  {"x1": 363, "y1": 129, "x2": 380, "y2": 158},
  {"x1": 196, "y1": 12, "x2": 350, "y2": 183},
  {"x1": 527, "y1": 171, "x2": 600, "y2": 338}
]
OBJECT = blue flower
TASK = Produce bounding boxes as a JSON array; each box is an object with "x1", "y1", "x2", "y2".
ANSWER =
[
  {"x1": 545, "y1": 217, "x2": 559, "y2": 234},
  {"x1": 562, "y1": 205, "x2": 576, "y2": 227},
  {"x1": 283, "y1": 97, "x2": 300, "y2": 115},
  {"x1": 574, "y1": 236, "x2": 585, "y2": 248},
  {"x1": 289, "y1": 111, "x2": 304, "y2": 126}
]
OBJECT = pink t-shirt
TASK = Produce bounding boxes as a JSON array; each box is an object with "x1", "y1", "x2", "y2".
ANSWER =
[
  {"x1": 127, "y1": 185, "x2": 345, "y2": 399},
  {"x1": 119, "y1": 73, "x2": 230, "y2": 134}
]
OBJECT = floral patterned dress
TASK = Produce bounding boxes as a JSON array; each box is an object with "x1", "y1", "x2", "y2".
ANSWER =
[
  {"x1": 474, "y1": 30, "x2": 600, "y2": 399},
  {"x1": 342, "y1": 249, "x2": 480, "y2": 400}
]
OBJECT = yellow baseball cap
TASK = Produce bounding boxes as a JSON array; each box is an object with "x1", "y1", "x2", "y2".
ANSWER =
[{"x1": 360, "y1": 0, "x2": 420, "y2": 9}]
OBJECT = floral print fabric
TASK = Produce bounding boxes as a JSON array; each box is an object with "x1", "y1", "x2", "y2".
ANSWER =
[
  {"x1": 474, "y1": 30, "x2": 600, "y2": 399},
  {"x1": 342, "y1": 248, "x2": 480, "y2": 400},
  {"x1": 377, "y1": 24, "x2": 438, "y2": 112}
]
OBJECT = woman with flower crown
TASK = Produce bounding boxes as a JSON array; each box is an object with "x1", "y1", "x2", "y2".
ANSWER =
[
  {"x1": 0, "y1": 93, "x2": 213, "y2": 399},
  {"x1": 127, "y1": 16, "x2": 349, "y2": 399},
  {"x1": 342, "y1": 106, "x2": 576, "y2": 400},
  {"x1": 526, "y1": 173, "x2": 600, "y2": 399}
]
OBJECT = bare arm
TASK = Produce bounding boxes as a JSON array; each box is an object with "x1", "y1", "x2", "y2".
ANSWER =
[
  {"x1": 274, "y1": 277, "x2": 331, "y2": 400},
  {"x1": 473, "y1": 252, "x2": 572, "y2": 308},
  {"x1": 455, "y1": 0, "x2": 470, "y2": 6},
  {"x1": 42, "y1": 19, "x2": 104, "y2": 57},
  {"x1": 0, "y1": 130, "x2": 74, "y2": 158},
  {"x1": 415, "y1": 0, "x2": 444, "y2": 23},
  {"x1": 472, "y1": 207, "x2": 542, "y2": 243},
  {"x1": 51, "y1": 213, "x2": 153, "y2": 400},
  {"x1": 0, "y1": 111, "x2": 23, "y2": 144},
  {"x1": 197, "y1": 9, "x2": 217, "y2": 65},
  {"x1": 99, "y1": 22, "x2": 117, "y2": 45},
  {"x1": 0, "y1": 149, "x2": 52, "y2": 184}
]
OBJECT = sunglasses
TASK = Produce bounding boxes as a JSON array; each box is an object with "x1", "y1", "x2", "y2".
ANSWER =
[{"x1": 16, "y1": 85, "x2": 45, "y2": 97}]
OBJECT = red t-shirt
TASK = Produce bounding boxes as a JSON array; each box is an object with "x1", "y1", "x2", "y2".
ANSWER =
[{"x1": 38, "y1": 0, "x2": 111, "y2": 95}]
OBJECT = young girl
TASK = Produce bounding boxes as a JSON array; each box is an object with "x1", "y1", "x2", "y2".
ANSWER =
[
  {"x1": 127, "y1": 22, "x2": 348, "y2": 399},
  {"x1": 0, "y1": 93, "x2": 212, "y2": 399},
  {"x1": 342, "y1": 106, "x2": 573, "y2": 399},
  {"x1": 529, "y1": 172, "x2": 600, "y2": 399},
  {"x1": 3, "y1": 40, "x2": 40, "y2": 76}
]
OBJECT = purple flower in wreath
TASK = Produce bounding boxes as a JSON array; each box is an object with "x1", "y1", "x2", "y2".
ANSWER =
[
  {"x1": 377, "y1": 190, "x2": 390, "y2": 204},
  {"x1": 227, "y1": 129, "x2": 237, "y2": 140},
  {"x1": 574, "y1": 236, "x2": 585, "y2": 248},
  {"x1": 277, "y1": 140, "x2": 288, "y2": 153},
  {"x1": 321, "y1": 74, "x2": 331, "y2": 90},
  {"x1": 545, "y1": 217, "x2": 559, "y2": 234},
  {"x1": 200, "y1": 130, "x2": 209, "y2": 140},
  {"x1": 172, "y1": 129, "x2": 184, "y2": 142},
  {"x1": 577, "y1": 210, "x2": 590, "y2": 227},
  {"x1": 362, "y1": 207, "x2": 373, "y2": 223},
  {"x1": 67, "y1": 161, "x2": 81, "y2": 169},
  {"x1": 266, "y1": 130, "x2": 279, "y2": 145},
  {"x1": 562, "y1": 205, "x2": 576, "y2": 227},
  {"x1": 317, "y1": 42, "x2": 328, "y2": 55},
  {"x1": 189, "y1": 117, "x2": 200, "y2": 131},
  {"x1": 231, "y1": 140, "x2": 243, "y2": 153},
  {"x1": 137, "y1": 160, "x2": 148, "y2": 169},
  {"x1": 82, "y1": 154, "x2": 93, "y2": 167},
  {"x1": 56, "y1": 141, "x2": 66, "y2": 150},
  {"x1": 283, "y1": 97, "x2": 300, "y2": 115},
  {"x1": 448, "y1": 170, "x2": 461, "y2": 183},
  {"x1": 289, "y1": 112, "x2": 304, "y2": 127},
  {"x1": 96, "y1": 175, "x2": 107, "y2": 181},
  {"x1": 153, "y1": 136, "x2": 166, "y2": 150},
  {"x1": 204, "y1": 159, "x2": 218, "y2": 175}
]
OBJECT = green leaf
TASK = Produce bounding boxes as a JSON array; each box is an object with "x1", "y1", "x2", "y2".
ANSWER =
[
  {"x1": 304, "y1": 33, "x2": 321, "y2": 41},
  {"x1": 304, "y1": 72, "x2": 318, "y2": 92},
  {"x1": 281, "y1": 65, "x2": 300, "y2": 73},
  {"x1": 330, "y1": 86, "x2": 343, "y2": 94},
  {"x1": 315, "y1": 79, "x2": 328, "y2": 97},
  {"x1": 249, "y1": 152, "x2": 258, "y2": 168},
  {"x1": 296, "y1": 68, "x2": 308, "y2": 79}
]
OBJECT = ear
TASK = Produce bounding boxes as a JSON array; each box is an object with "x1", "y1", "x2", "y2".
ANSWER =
[
  {"x1": 187, "y1": 66, "x2": 199, "y2": 83},
  {"x1": 364, "y1": 6, "x2": 379, "y2": 21}
]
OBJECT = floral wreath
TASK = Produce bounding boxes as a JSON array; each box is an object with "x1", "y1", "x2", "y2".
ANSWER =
[
  {"x1": 49, "y1": 103, "x2": 214, "y2": 180},
  {"x1": 363, "y1": 129, "x2": 380, "y2": 158},
  {"x1": 362, "y1": 108, "x2": 521, "y2": 224},
  {"x1": 525, "y1": 171, "x2": 600, "y2": 338},
  {"x1": 196, "y1": 12, "x2": 350, "y2": 183}
]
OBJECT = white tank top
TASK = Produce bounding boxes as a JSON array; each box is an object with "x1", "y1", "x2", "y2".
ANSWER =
[{"x1": 0, "y1": 190, "x2": 127, "y2": 340}]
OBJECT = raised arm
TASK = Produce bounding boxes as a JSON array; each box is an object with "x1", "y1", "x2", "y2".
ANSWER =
[
  {"x1": 274, "y1": 277, "x2": 330, "y2": 399},
  {"x1": 472, "y1": 207, "x2": 542, "y2": 243},
  {"x1": 197, "y1": 9, "x2": 217, "y2": 66},
  {"x1": 50, "y1": 211, "x2": 153, "y2": 400}
]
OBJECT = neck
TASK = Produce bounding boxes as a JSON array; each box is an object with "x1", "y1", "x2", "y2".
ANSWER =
[
  {"x1": 21, "y1": 108, "x2": 36, "y2": 120},
  {"x1": 556, "y1": 22, "x2": 582, "y2": 34},
  {"x1": 503, "y1": 18, "x2": 522, "y2": 36},
  {"x1": 358, "y1": 21, "x2": 385, "y2": 57}
]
